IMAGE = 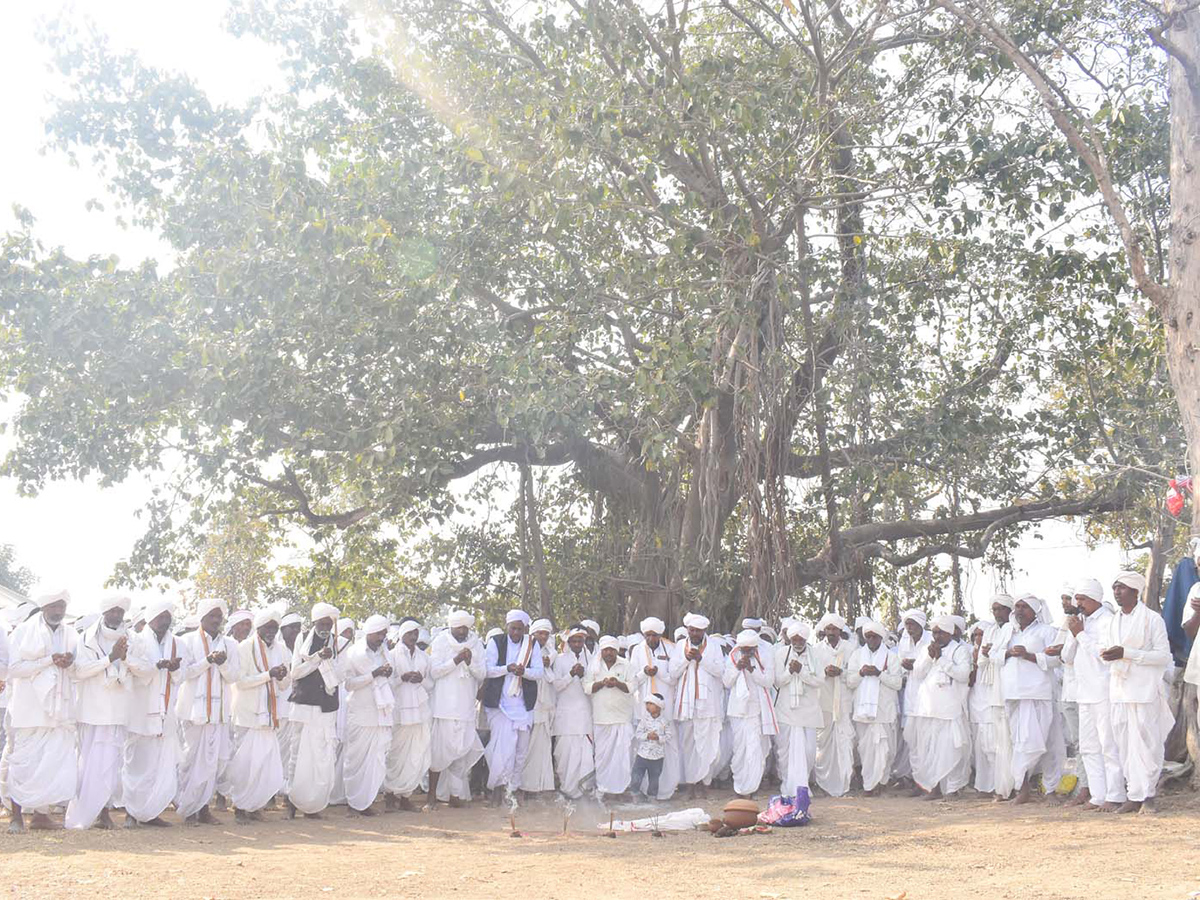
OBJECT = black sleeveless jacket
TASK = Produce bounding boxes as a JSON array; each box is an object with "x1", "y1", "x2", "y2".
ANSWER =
[
  {"x1": 481, "y1": 634, "x2": 538, "y2": 711},
  {"x1": 288, "y1": 630, "x2": 339, "y2": 712}
]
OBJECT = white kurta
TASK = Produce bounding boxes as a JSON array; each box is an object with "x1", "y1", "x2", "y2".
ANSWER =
[
  {"x1": 1061, "y1": 606, "x2": 1123, "y2": 804},
  {"x1": 812, "y1": 638, "x2": 854, "y2": 797},
  {"x1": 846, "y1": 644, "x2": 902, "y2": 791},
  {"x1": 773, "y1": 642, "x2": 823, "y2": 794},
  {"x1": 483, "y1": 634, "x2": 545, "y2": 791},
  {"x1": 123, "y1": 628, "x2": 182, "y2": 822},
  {"x1": 521, "y1": 642, "x2": 557, "y2": 792},
  {"x1": 287, "y1": 629, "x2": 345, "y2": 815},
  {"x1": 551, "y1": 648, "x2": 595, "y2": 797},
  {"x1": 586, "y1": 655, "x2": 635, "y2": 794},
  {"x1": 341, "y1": 640, "x2": 395, "y2": 811},
  {"x1": 2, "y1": 615, "x2": 78, "y2": 812},
  {"x1": 723, "y1": 648, "x2": 777, "y2": 796},
  {"x1": 1001, "y1": 621, "x2": 1063, "y2": 792},
  {"x1": 386, "y1": 642, "x2": 432, "y2": 797},
  {"x1": 174, "y1": 629, "x2": 238, "y2": 818},
  {"x1": 228, "y1": 635, "x2": 290, "y2": 812},
  {"x1": 912, "y1": 640, "x2": 972, "y2": 793},
  {"x1": 427, "y1": 632, "x2": 485, "y2": 801},
  {"x1": 669, "y1": 637, "x2": 725, "y2": 787}
]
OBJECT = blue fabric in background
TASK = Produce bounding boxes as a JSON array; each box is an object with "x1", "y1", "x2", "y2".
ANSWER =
[{"x1": 1162, "y1": 556, "x2": 1198, "y2": 666}]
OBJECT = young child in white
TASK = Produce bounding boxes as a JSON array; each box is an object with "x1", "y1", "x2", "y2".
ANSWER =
[{"x1": 630, "y1": 693, "x2": 673, "y2": 800}]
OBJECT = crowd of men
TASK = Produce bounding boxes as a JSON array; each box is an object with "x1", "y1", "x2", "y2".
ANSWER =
[{"x1": 0, "y1": 566, "x2": 1195, "y2": 833}]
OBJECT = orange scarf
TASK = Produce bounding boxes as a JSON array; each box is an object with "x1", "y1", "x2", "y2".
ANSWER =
[
  {"x1": 199, "y1": 630, "x2": 223, "y2": 723},
  {"x1": 257, "y1": 637, "x2": 279, "y2": 729},
  {"x1": 163, "y1": 637, "x2": 178, "y2": 712}
]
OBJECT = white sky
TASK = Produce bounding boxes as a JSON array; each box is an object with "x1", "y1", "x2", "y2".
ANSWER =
[{"x1": 0, "y1": 1, "x2": 1134, "y2": 618}]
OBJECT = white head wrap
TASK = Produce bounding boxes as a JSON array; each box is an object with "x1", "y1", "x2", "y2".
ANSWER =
[
  {"x1": 816, "y1": 612, "x2": 848, "y2": 635},
  {"x1": 1015, "y1": 593, "x2": 1049, "y2": 623},
  {"x1": 227, "y1": 610, "x2": 253, "y2": 631},
  {"x1": 854, "y1": 615, "x2": 872, "y2": 630},
  {"x1": 991, "y1": 593, "x2": 1015, "y2": 610},
  {"x1": 741, "y1": 617, "x2": 764, "y2": 630},
  {"x1": 735, "y1": 629, "x2": 759, "y2": 648},
  {"x1": 505, "y1": 609, "x2": 531, "y2": 626},
  {"x1": 485, "y1": 627, "x2": 503, "y2": 642},
  {"x1": 397, "y1": 619, "x2": 421, "y2": 638},
  {"x1": 1114, "y1": 571, "x2": 1146, "y2": 595},
  {"x1": 36, "y1": 589, "x2": 70, "y2": 609},
  {"x1": 930, "y1": 614, "x2": 956, "y2": 634},
  {"x1": 417, "y1": 627, "x2": 431, "y2": 645},
  {"x1": 901, "y1": 608, "x2": 927, "y2": 628},
  {"x1": 195, "y1": 597, "x2": 228, "y2": 622},
  {"x1": 598, "y1": 635, "x2": 620, "y2": 651},
  {"x1": 280, "y1": 612, "x2": 303, "y2": 628},
  {"x1": 530, "y1": 618, "x2": 552, "y2": 635},
  {"x1": 640, "y1": 616, "x2": 666, "y2": 636},
  {"x1": 100, "y1": 595, "x2": 132, "y2": 614},
  {"x1": 1074, "y1": 578, "x2": 1104, "y2": 603},
  {"x1": 447, "y1": 610, "x2": 474, "y2": 629},
  {"x1": 566, "y1": 626, "x2": 588, "y2": 639},
  {"x1": 363, "y1": 614, "x2": 390, "y2": 636},
  {"x1": 682, "y1": 612, "x2": 710, "y2": 630},
  {"x1": 673, "y1": 626, "x2": 688, "y2": 641},
  {"x1": 950, "y1": 615, "x2": 966, "y2": 633},
  {"x1": 580, "y1": 619, "x2": 600, "y2": 634},
  {"x1": 310, "y1": 602, "x2": 339, "y2": 624},
  {"x1": 861, "y1": 620, "x2": 886, "y2": 639},
  {"x1": 144, "y1": 597, "x2": 175, "y2": 624},
  {"x1": 786, "y1": 620, "x2": 812, "y2": 642},
  {"x1": 645, "y1": 692, "x2": 665, "y2": 709},
  {"x1": 182, "y1": 614, "x2": 199, "y2": 631},
  {"x1": 254, "y1": 609, "x2": 281, "y2": 629},
  {"x1": 761, "y1": 625, "x2": 777, "y2": 642}
]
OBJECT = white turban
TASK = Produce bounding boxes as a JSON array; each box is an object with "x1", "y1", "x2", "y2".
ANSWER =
[
  {"x1": 363, "y1": 614, "x2": 390, "y2": 636},
  {"x1": 100, "y1": 595, "x2": 132, "y2": 614},
  {"x1": 182, "y1": 614, "x2": 199, "y2": 630},
  {"x1": 682, "y1": 612, "x2": 710, "y2": 630},
  {"x1": 447, "y1": 610, "x2": 474, "y2": 629},
  {"x1": 761, "y1": 626, "x2": 777, "y2": 642},
  {"x1": 645, "y1": 692, "x2": 665, "y2": 709},
  {"x1": 310, "y1": 602, "x2": 339, "y2": 624},
  {"x1": 861, "y1": 620, "x2": 886, "y2": 639},
  {"x1": 741, "y1": 617, "x2": 764, "y2": 630},
  {"x1": 1015, "y1": 593, "x2": 1049, "y2": 624},
  {"x1": 1060, "y1": 582, "x2": 1075, "y2": 599},
  {"x1": 227, "y1": 610, "x2": 253, "y2": 631},
  {"x1": 485, "y1": 627, "x2": 504, "y2": 641},
  {"x1": 786, "y1": 620, "x2": 812, "y2": 642},
  {"x1": 735, "y1": 629, "x2": 758, "y2": 648},
  {"x1": 598, "y1": 635, "x2": 620, "y2": 651},
  {"x1": 337, "y1": 617, "x2": 356, "y2": 634},
  {"x1": 398, "y1": 619, "x2": 421, "y2": 638},
  {"x1": 901, "y1": 608, "x2": 927, "y2": 628},
  {"x1": 36, "y1": 590, "x2": 70, "y2": 609},
  {"x1": 854, "y1": 615, "x2": 872, "y2": 629},
  {"x1": 673, "y1": 626, "x2": 688, "y2": 641},
  {"x1": 505, "y1": 609, "x2": 531, "y2": 626},
  {"x1": 144, "y1": 597, "x2": 175, "y2": 624},
  {"x1": 1075, "y1": 578, "x2": 1104, "y2": 602},
  {"x1": 566, "y1": 626, "x2": 588, "y2": 639},
  {"x1": 1114, "y1": 571, "x2": 1146, "y2": 595},
  {"x1": 530, "y1": 618, "x2": 552, "y2": 634},
  {"x1": 253, "y1": 609, "x2": 281, "y2": 629},
  {"x1": 130, "y1": 606, "x2": 146, "y2": 626},
  {"x1": 628, "y1": 633, "x2": 645, "y2": 648},
  {"x1": 816, "y1": 612, "x2": 847, "y2": 635},
  {"x1": 991, "y1": 593, "x2": 1015, "y2": 610},
  {"x1": 580, "y1": 619, "x2": 600, "y2": 634},
  {"x1": 417, "y1": 627, "x2": 431, "y2": 645},
  {"x1": 195, "y1": 597, "x2": 228, "y2": 622},
  {"x1": 280, "y1": 612, "x2": 303, "y2": 628},
  {"x1": 617, "y1": 635, "x2": 629, "y2": 650},
  {"x1": 930, "y1": 614, "x2": 956, "y2": 634},
  {"x1": 640, "y1": 616, "x2": 666, "y2": 636}
]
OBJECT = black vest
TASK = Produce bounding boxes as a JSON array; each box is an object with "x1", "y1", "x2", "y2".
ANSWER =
[
  {"x1": 288, "y1": 631, "x2": 339, "y2": 712},
  {"x1": 482, "y1": 634, "x2": 538, "y2": 711}
]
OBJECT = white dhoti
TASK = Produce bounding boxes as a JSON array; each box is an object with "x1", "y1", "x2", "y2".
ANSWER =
[
  {"x1": 972, "y1": 711, "x2": 995, "y2": 794},
  {"x1": 1077, "y1": 701, "x2": 1124, "y2": 804},
  {"x1": 677, "y1": 716, "x2": 722, "y2": 786},
  {"x1": 854, "y1": 720, "x2": 895, "y2": 792},
  {"x1": 979, "y1": 706, "x2": 1014, "y2": 795},
  {"x1": 814, "y1": 714, "x2": 854, "y2": 797},
  {"x1": 776, "y1": 724, "x2": 815, "y2": 795},
  {"x1": 342, "y1": 723, "x2": 389, "y2": 811},
  {"x1": 288, "y1": 711, "x2": 339, "y2": 814},
  {"x1": 1110, "y1": 698, "x2": 1173, "y2": 802},
  {"x1": 215, "y1": 724, "x2": 239, "y2": 801},
  {"x1": 385, "y1": 721, "x2": 431, "y2": 797},
  {"x1": 277, "y1": 719, "x2": 300, "y2": 794},
  {"x1": 429, "y1": 717, "x2": 484, "y2": 802},
  {"x1": 912, "y1": 715, "x2": 968, "y2": 793},
  {"x1": 122, "y1": 732, "x2": 179, "y2": 822},
  {"x1": 1006, "y1": 699, "x2": 1062, "y2": 791},
  {"x1": 228, "y1": 727, "x2": 283, "y2": 813},
  {"x1": 715, "y1": 717, "x2": 734, "y2": 782},
  {"x1": 2, "y1": 725, "x2": 77, "y2": 812},
  {"x1": 483, "y1": 709, "x2": 531, "y2": 791},
  {"x1": 594, "y1": 722, "x2": 634, "y2": 794},
  {"x1": 66, "y1": 724, "x2": 125, "y2": 829},
  {"x1": 519, "y1": 721, "x2": 555, "y2": 792},
  {"x1": 553, "y1": 733, "x2": 595, "y2": 798},
  {"x1": 729, "y1": 717, "x2": 771, "y2": 796},
  {"x1": 892, "y1": 717, "x2": 912, "y2": 781},
  {"x1": 175, "y1": 722, "x2": 225, "y2": 819}
]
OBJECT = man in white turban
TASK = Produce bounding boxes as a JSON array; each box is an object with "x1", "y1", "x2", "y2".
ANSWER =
[
  {"x1": 976, "y1": 593, "x2": 1016, "y2": 797},
  {"x1": 551, "y1": 625, "x2": 595, "y2": 798},
  {"x1": 228, "y1": 609, "x2": 291, "y2": 823},
  {"x1": 426, "y1": 610, "x2": 486, "y2": 807},
  {"x1": 774, "y1": 621, "x2": 822, "y2": 796},
  {"x1": 226, "y1": 610, "x2": 254, "y2": 643},
  {"x1": 586, "y1": 635, "x2": 635, "y2": 799},
  {"x1": 385, "y1": 619, "x2": 431, "y2": 810},
  {"x1": 66, "y1": 595, "x2": 132, "y2": 829},
  {"x1": 286, "y1": 602, "x2": 345, "y2": 818},
  {"x1": 520, "y1": 618, "x2": 557, "y2": 796},
  {"x1": 1102, "y1": 571, "x2": 1173, "y2": 813},
  {"x1": 275, "y1": 611, "x2": 304, "y2": 792},
  {"x1": 722, "y1": 630, "x2": 777, "y2": 796},
  {"x1": 669, "y1": 613, "x2": 725, "y2": 797},
  {"x1": 811, "y1": 612, "x2": 855, "y2": 797},
  {"x1": 2, "y1": 591, "x2": 77, "y2": 832},
  {"x1": 481, "y1": 609, "x2": 545, "y2": 805},
  {"x1": 174, "y1": 597, "x2": 238, "y2": 825},
  {"x1": 629, "y1": 616, "x2": 680, "y2": 799},
  {"x1": 911, "y1": 614, "x2": 972, "y2": 799},
  {"x1": 341, "y1": 615, "x2": 395, "y2": 816},
  {"x1": 580, "y1": 619, "x2": 600, "y2": 654},
  {"x1": 1061, "y1": 578, "x2": 1122, "y2": 810},
  {"x1": 847, "y1": 620, "x2": 902, "y2": 795},
  {"x1": 122, "y1": 598, "x2": 182, "y2": 827},
  {"x1": 892, "y1": 608, "x2": 929, "y2": 788},
  {"x1": 1000, "y1": 595, "x2": 1064, "y2": 803}
]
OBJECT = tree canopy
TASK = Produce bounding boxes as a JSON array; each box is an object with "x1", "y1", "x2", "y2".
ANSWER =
[{"x1": 0, "y1": 0, "x2": 1183, "y2": 630}]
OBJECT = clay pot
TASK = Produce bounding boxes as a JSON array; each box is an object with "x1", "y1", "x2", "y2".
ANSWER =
[{"x1": 721, "y1": 798, "x2": 759, "y2": 829}]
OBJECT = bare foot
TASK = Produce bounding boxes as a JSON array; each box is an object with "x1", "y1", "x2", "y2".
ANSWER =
[
  {"x1": 448, "y1": 797, "x2": 466, "y2": 808},
  {"x1": 1067, "y1": 788, "x2": 1091, "y2": 807},
  {"x1": 1117, "y1": 800, "x2": 1141, "y2": 814},
  {"x1": 1138, "y1": 798, "x2": 1156, "y2": 815},
  {"x1": 145, "y1": 816, "x2": 171, "y2": 827},
  {"x1": 1013, "y1": 786, "x2": 1033, "y2": 806},
  {"x1": 304, "y1": 812, "x2": 323, "y2": 819},
  {"x1": 8, "y1": 817, "x2": 25, "y2": 834},
  {"x1": 398, "y1": 796, "x2": 417, "y2": 812},
  {"x1": 96, "y1": 809, "x2": 116, "y2": 830},
  {"x1": 234, "y1": 809, "x2": 254, "y2": 826},
  {"x1": 29, "y1": 813, "x2": 61, "y2": 831},
  {"x1": 196, "y1": 807, "x2": 222, "y2": 826}
]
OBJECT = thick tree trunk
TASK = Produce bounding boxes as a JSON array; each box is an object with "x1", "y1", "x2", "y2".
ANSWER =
[{"x1": 519, "y1": 463, "x2": 553, "y2": 620}]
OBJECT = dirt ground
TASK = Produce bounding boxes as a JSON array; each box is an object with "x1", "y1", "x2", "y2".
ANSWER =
[{"x1": 4, "y1": 789, "x2": 1200, "y2": 900}]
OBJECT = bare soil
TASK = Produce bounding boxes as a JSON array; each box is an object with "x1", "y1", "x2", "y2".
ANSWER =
[{"x1": 4, "y1": 790, "x2": 1199, "y2": 899}]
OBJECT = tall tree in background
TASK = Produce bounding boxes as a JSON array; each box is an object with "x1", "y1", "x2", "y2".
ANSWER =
[
  {"x1": 0, "y1": 0, "x2": 1180, "y2": 628},
  {"x1": 0, "y1": 543, "x2": 35, "y2": 596}
]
